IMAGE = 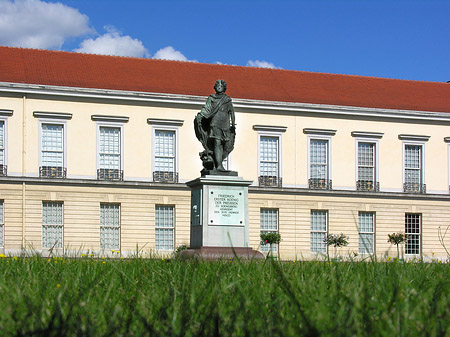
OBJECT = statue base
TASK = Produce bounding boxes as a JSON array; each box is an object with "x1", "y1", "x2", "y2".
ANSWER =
[
  {"x1": 201, "y1": 169, "x2": 238, "y2": 177},
  {"x1": 177, "y1": 247, "x2": 264, "y2": 260}
]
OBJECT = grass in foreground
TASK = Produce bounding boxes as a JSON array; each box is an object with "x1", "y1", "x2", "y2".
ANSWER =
[{"x1": 0, "y1": 256, "x2": 448, "y2": 336}]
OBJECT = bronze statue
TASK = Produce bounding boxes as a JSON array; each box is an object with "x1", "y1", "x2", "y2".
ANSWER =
[{"x1": 194, "y1": 80, "x2": 236, "y2": 174}]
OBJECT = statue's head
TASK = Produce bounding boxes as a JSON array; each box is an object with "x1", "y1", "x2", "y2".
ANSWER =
[{"x1": 214, "y1": 80, "x2": 227, "y2": 93}]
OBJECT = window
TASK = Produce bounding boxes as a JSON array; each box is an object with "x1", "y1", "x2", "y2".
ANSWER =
[
  {"x1": 311, "y1": 210, "x2": 327, "y2": 253},
  {"x1": 40, "y1": 123, "x2": 66, "y2": 178},
  {"x1": 260, "y1": 209, "x2": 278, "y2": 254},
  {"x1": 405, "y1": 213, "x2": 421, "y2": 255},
  {"x1": 404, "y1": 144, "x2": 425, "y2": 193},
  {"x1": 42, "y1": 202, "x2": 63, "y2": 249},
  {"x1": 357, "y1": 142, "x2": 378, "y2": 191},
  {"x1": 100, "y1": 204, "x2": 120, "y2": 250},
  {"x1": 153, "y1": 130, "x2": 178, "y2": 183},
  {"x1": 155, "y1": 205, "x2": 174, "y2": 250},
  {"x1": 309, "y1": 139, "x2": 331, "y2": 189},
  {"x1": 98, "y1": 126, "x2": 123, "y2": 181},
  {"x1": 358, "y1": 212, "x2": 374, "y2": 254},
  {"x1": 0, "y1": 121, "x2": 5, "y2": 176},
  {"x1": 0, "y1": 201, "x2": 4, "y2": 248},
  {"x1": 259, "y1": 135, "x2": 281, "y2": 187}
]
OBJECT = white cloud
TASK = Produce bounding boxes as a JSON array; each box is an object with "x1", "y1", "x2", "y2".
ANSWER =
[
  {"x1": 246, "y1": 60, "x2": 280, "y2": 69},
  {"x1": 153, "y1": 46, "x2": 189, "y2": 61},
  {"x1": 75, "y1": 26, "x2": 149, "y2": 57},
  {"x1": 0, "y1": 0, "x2": 92, "y2": 49}
]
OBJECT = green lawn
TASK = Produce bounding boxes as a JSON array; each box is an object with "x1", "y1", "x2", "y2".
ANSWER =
[{"x1": 0, "y1": 256, "x2": 448, "y2": 336}]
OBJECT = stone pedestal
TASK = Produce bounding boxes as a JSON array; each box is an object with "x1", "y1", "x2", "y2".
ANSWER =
[{"x1": 184, "y1": 175, "x2": 263, "y2": 259}]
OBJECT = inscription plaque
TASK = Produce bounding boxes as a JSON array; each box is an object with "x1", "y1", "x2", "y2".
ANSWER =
[{"x1": 208, "y1": 188, "x2": 244, "y2": 226}]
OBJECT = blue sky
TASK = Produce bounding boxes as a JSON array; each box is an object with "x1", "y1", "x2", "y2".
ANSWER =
[{"x1": 0, "y1": 0, "x2": 449, "y2": 82}]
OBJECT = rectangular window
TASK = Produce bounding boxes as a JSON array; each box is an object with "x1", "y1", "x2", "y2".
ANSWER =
[
  {"x1": 405, "y1": 213, "x2": 421, "y2": 255},
  {"x1": 0, "y1": 200, "x2": 4, "y2": 248},
  {"x1": 153, "y1": 130, "x2": 178, "y2": 183},
  {"x1": 0, "y1": 121, "x2": 5, "y2": 175},
  {"x1": 155, "y1": 205, "x2": 174, "y2": 250},
  {"x1": 260, "y1": 209, "x2": 278, "y2": 254},
  {"x1": 100, "y1": 204, "x2": 120, "y2": 250},
  {"x1": 98, "y1": 126, "x2": 122, "y2": 180},
  {"x1": 40, "y1": 123, "x2": 66, "y2": 178},
  {"x1": 310, "y1": 210, "x2": 327, "y2": 253},
  {"x1": 259, "y1": 136, "x2": 281, "y2": 187},
  {"x1": 404, "y1": 144, "x2": 424, "y2": 193},
  {"x1": 42, "y1": 201, "x2": 63, "y2": 249},
  {"x1": 358, "y1": 212, "x2": 374, "y2": 254},
  {"x1": 309, "y1": 139, "x2": 331, "y2": 189},
  {"x1": 357, "y1": 142, "x2": 378, "y2": 191}
]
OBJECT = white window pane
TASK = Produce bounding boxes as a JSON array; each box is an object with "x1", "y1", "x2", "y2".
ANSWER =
[
  {"x1": 155, "y1": 206, "x2": 174, "y2": 250},
  {"x1": 260, "y1": 209, "x2": 278, "y2": 253},
  {"x1": 42, "y1": 202, "x2": 63, "y2": 249},
  {"x1": 0, "y1": 201, "x2": 3, "y2": 247},
  {"x1": 310, "y1": 140, "x2": 328, "y2": 179},
  {"x1": 260, "y1": 136, "x2": 279, "y2": 177},
  {"x1": 155, "y1": 130, "x2": 176, "y2": 173},
  {"x1": 100, "y1": 127, "x2": 120, "y2": 154},
  {"x1": 358, "y1": 233, "x2": 374, "y2": 254},
  {"x1": 311, "y1": 232, "x2": 326, "y2": 253},
  {"x1": 311, "y1": 210, "x2": 327, "y2": 253},
  {"x1": 100, "y1": 154, "x2": 120, "y2": 169},
  {"x1": 311, "y1": 211, "x2": 327, "y2": 231},
  {"x1": 0, "y1": 121, "x2": 4, "y2": 149},
  {"x1": 42, "y1": 124, "x2": 64, "y2": 167},
  {"x1": 405, "y1": 214, "x2": 421, "y2": 254},
  {"x1": 100, "y1": 204, "x2": 120, "y2": 250}
]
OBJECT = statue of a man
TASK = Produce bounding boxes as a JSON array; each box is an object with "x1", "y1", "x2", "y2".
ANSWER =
[{"x1": 194, "y1": 80, "x2": 236, "y2": 173}]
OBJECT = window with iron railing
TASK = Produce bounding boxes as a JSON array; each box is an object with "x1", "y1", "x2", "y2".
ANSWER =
[
  {"x1": 309, "y1": 139, "x2": 331, "y2": 189},
  {"x1": 0, "y1": 121, "x2": 5, "y2": 176},
  {"x1": 40, "y1": 124, "x2": 66, "y2": 178},
  {"x1": 357, "y1": 142, "x2": 378, "y2": 191},
  {"x1": 98, "y1": 126, "x2": 122, "y2": 181},
  {"x1": 259, "y1": 136, "x2": 282, "y2": 187},
  {"x1": 154, "y1": 130, "x2": 178, "y2": 183},
  {"x1": 404, "y1": 145, "x2": 425, "y2": 193}
]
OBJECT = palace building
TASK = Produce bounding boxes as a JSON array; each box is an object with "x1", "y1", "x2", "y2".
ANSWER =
[{"x1": 0, "y1": 46, "x2": 449, "y2": 260}]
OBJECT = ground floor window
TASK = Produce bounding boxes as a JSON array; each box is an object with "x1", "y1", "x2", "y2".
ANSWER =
[
  {"x1": 0, "y1": 200, "x2": 3, "y2": 248},
  {"x1": 405, "y1": 213, "x2": 421, "y2": 255},
  {"x1": 260, "y1": 208, "x2": 278, "y2": 254},
  {"x1": 100, "y1": 203, "x2": 120, "y2": 250},
  {"x1": 311, "y1": 210, "x2": 327, "y2": 253},
  {"x1": 155, "y1": 205, "x2": 174, "y2": 250},
  {"x1": 358, "y1": 212, "x2": 374, "y2": 254},
  {"x1": 42, "y1": 201, "x2": 63, "y2": 248}
]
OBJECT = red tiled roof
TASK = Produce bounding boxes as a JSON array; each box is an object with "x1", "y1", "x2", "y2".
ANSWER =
[{"x1": 0, "y1": 46, "x2": 449, "y2": 113}]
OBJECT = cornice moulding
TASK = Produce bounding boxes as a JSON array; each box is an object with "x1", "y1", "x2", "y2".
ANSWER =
[
  {"x1": 351, "y1": 131, "x2": 384, "y2": 139},
  {"x1": 252, "y1": 125, "x2": 287, "y2": 133},
  {"x1": 398, "y1": 134, "x2": 430, "y2": 142},
  {"x1": 2, "y1": 82, "x2": 450, "y2": 123},
  {"x1": 147, "y1": 118, "x2": 184, "y2": 127},
  {"x1": 444, "y1": 137, "x2": 450, "y2": 143},
  {"x1": 0, "y1": 109, "x2": 13, "y2": 116},
  {"x1": 303, "y1": 128, "x2": 337, "y2": 136},
  {"x1": 91, "y1": 115, "x2": 129, "y2": 123},
  {"x1": 33, "y1": 111, "x2": 72, "y2": 119}
]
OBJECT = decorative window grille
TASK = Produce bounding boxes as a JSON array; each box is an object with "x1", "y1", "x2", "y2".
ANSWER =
[
  {"x1": 358, "y1": 212, "x2": 374, "y2": 254},
  {"x1": 309, "y1": 139, "x2": 331, "y2": 189},
  {"x1": 405, "y1": 214, "x2": 421, "y2": 255},
  {"x1": 310, "y1": 210, "x2": 327, "y2": 253},
  {"x1": 155, "y1": 205, "x2": 174, "y2": 250},
  {"x1": 98, "y1": 127, "x2": 122, "y2": 180},
  {"x1": 153, "y1": 130, "x2": 178, "y2": 183},
  {"x1": 100, "y1": 204, "x2": 120, "y2": 250},
  {"x1": 260, "y1": 208, "x2": 278, "y2": 253},
  {"x1": 0, "y1": 201, "x2": 4, "y2": 248},
  {"x1": 42, "y1": 202, "x2": 63, "y2": 249},
  {"x1": 357, "y1": 142, "x2": 378, "y2": 191},
  {"x1": 259, "y1": 136, "x2": 281, "y2": 187},
  {"x1": 0, "y1": 121, "x2": 5, "y2": 176},
  {"x1": 41, "y1": 124, "x2": 66, "y2": 178},
  {"x1": 404, "y1": 145, "x2": 424, "y2": 193}
]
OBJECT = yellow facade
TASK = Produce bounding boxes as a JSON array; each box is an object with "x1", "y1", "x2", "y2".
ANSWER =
[{"x1": 0, "y1": 85, "x2": 449, "y2": 260}]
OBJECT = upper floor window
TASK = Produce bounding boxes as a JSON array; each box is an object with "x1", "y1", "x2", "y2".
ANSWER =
[
  {"x1": 154, "y1": 130, "x2": 178, "y2": 183},
  {"x1": 0, "y1": 110, "x2": 12, "y2": 177},
  {"x1": 400, "y1": 135, "x2": 429, "y2": 193},
  {"x1": 352, "y1": 132, "x2": 383, "y2": 192},
  {"x1": 92, "y1": 115, "x2": 128, "y2": 181},
  {"x1": 305, "y1": 129, "x2": 335, "y2": 190},
  {"x1": 42, "y1": 201, "x2": 63, "y2": 249}
]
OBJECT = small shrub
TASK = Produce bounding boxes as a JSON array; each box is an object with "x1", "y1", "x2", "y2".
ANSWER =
[
  {"x1": 324, "y1": 233, "x2": 349, "y2": 248},
  {"x1": 260, "y1": 232, "x2": 281, "y2": 245},
  {"x1": 387, "y1": 232, "x2": 408, "y2": 259}
]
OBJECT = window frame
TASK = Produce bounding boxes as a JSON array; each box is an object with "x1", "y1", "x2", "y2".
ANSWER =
[
  {"x1": 0, "y1": 116, "x2": 8, "y2": 176},
  {"x1": 402, "y1": 141, "x2": 426, "y2": 193},
  {"x1": 358, "y1": 211, "x2": 375, "y2": 254},
  {"x1": 257, "y1": 131, "x2": 283, "y2": 186},
  {"x1": 96, "y1": 121, "x2": 125, "y2": 180},
  {"x1": 307, "y1": 136, "x2": 332, "y2": 189},
  {"x1": 152, "y1": 126, "x2": 179, "y2": 183},
  {"x1": 355, "y1": 138, "x2": 380, "y2": 191},
  {"x1": 42, "y1": 201, "x2": 64, "y2": 249},
  {"x1": 100, "y1": 203, "x2": 121, "y2": 251},
  {"x1": 259, "y1": 208, "x2": 279, "y2": 254},
  {"x1": 38, "y1": 119, "x2": 67, "y2": 178},
  {"x1": 0, "y1": 200, "x2": 4, "y2": 248},
  {"x1": 155, "y1": 205, "x2": 175, "y2": 251},
  {"x1": 405, "y1": 213, "x2": 422, "y2": 256},
  {"x1": 310, "y1": 210, "x2": 328, "y2": 254}
]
